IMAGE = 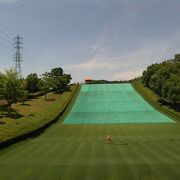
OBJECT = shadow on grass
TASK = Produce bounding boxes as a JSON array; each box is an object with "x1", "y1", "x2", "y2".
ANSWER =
[
  {"x1": 104, "y1": 139, "x2": 130, "y2": 145},
  {"x1": 0, "y1": 106, "x2": 24, "y2": 119},
  {"x1": 0, "y1": 121, "x2": 6, "y2": 125},
  {"x1": 20, "y1": 103, "x2": 30, "y2": 106},
  {"x1": 104, "y1": 142, "x2": 128, "y2": 145},
  {"x1": 45, "y1": 98, "x2": 56, "y2": 102},
  {"x1": 158, "y1": 99, "x2": 180, "y2": 112},
  {"x1": 54, "y1": 87, "x2": 72, "y2": 94},
  {"x1": 6, "y1": 113, "x2": 24, "y2": 119},
  {"x1": 0, "y1": 85, "x2": 78, "y2": 151},
  {"x1": 65, "y1": 87, "x2": 72, "y2": 92}
]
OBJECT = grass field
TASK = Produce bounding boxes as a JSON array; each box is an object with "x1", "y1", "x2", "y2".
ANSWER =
[
  {"x1": 0, "y1": 92, "x2": 61, "y2": 120},
  {"x1": 0, "y1": 85, "x2": 77, "y2": 143},
  {"x1": 0, "y1": 83, "x2": 180, "y2": 179}
]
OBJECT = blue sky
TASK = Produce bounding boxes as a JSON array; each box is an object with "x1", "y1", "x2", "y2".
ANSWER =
[{"x1": 0, "y1": 0, "x2": 180, "y2": 82}]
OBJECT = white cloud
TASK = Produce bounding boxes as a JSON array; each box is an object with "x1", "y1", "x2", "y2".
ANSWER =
[
  {"x1": 64, "y1": 51, "x2": 146, "y2": 81},
  {"x1": 64, "y1": 30, "x2": 180, "y2": 82},
  {"x1": 65, "y1": 55, "x2": 136, "y2": 72},
  {"x1": 112, "y1": 69, "x2": 142, "y2": 80}
]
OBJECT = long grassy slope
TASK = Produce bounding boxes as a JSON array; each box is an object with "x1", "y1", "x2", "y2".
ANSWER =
[
  {"x1": 0, "y1": 85, "x2": 78, "y2": 144},
  {"x1": 0, "y1": 83, "x2": 180, "y2": 179},
  {"x1": 0, "y1": 124, "x2": 180, "y2": 179}
]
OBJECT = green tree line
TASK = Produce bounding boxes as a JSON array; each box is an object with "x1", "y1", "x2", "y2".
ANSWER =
[
  {"x1": 0, "y1": 67, "x2": 71, "y2": 113},
  {"x1": 142, "y1": 54, "x2": 180, "y2": 105}
]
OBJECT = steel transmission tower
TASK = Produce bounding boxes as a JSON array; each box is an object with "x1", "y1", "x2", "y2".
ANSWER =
[{"x1": 14, "y1": 34, "x2": 23, "y2": 75}]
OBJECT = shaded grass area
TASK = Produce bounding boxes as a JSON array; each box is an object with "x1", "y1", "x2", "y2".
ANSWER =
[
  {"x1": 0, "y1": 92, "x2": 61, "y2": 120},
  {"x1": 0, "y1": 85, "x2": 78, "y2": 144},
  {"x1": 131, "y1": 81, "x2": 180, "y2": 121},
  {"x1": 157, "y1": 99, "x2": 180, "y2": 112}
]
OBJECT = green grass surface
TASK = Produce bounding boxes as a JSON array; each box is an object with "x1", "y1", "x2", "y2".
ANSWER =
[
  {"x1": 0, "y1": 92, "x2": 62, "y2": 119},
  {"x1": 0, "y1": 83, "x2": 180, "y2": 179},
  {"x1": 131, "y1": 81, "x2": 180, "y2": 121},
  {"x1": 64, "y1": 84, "x2": 173, "y2": 124},
  {"x1": 0, "y1": 124, "x2": 180, "y2": 179},
  {"x1": 0, "y1": 85, "x2": 77, "y2": 143}
]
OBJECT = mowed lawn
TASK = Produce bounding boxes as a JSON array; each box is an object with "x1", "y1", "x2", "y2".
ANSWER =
[
  {"x1": 0, "y1": 123, "x2": 180, "y2": 179},
  {"x1": 0, "y1": 84, "x2": 180, "y2": 179},
  {"x1": 0, "y1": 92, "x2": 61, "y2": 121}
]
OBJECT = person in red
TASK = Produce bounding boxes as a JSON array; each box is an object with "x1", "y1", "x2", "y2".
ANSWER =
[{"x1": 106, "y1": 134, "x2": 112, "y2": 142}]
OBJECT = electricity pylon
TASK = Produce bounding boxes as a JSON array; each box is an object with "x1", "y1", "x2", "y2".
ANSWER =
[{"x1": 14, "y1": 34, "x2": 23, "y2": 76}]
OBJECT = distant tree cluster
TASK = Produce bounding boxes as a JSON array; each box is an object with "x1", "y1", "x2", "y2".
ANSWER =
[
  {"x1": 142, "y1": 54, "x2": 180, "y2": 104},
  {"x1": 0, "y1": 67, "x2": 72, "y2": 113},
  {"x1": 90, "y1": 79, "x2": 131, "y2": 84},
  {"x1": 38, "y1": 67, "x2": 72, "y2": 100}
]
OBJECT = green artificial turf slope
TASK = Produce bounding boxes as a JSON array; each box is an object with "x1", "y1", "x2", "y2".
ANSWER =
[{"x1": 63, "y1": 84, "x2": 174, "y2": 124}]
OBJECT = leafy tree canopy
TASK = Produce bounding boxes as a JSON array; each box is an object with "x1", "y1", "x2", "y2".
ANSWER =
[
  {"x1": 26, "y1": 73, "x2": 39, "y2": 93},
  {"x1": 141, "y1": 56, "x2": 180, "y2": 105},
  {"x1": 0, "y1": 69, "x2": 26, "y2": 113}
]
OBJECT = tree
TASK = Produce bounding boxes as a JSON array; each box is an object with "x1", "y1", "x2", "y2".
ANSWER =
[
  {"x1": 0, "y1": 69, "x2": 26, "y2": 113},
  {"x1": 148, "y1": 62, "x2": 178, "y2": 96},
  {"x1": 142, "y1": 63, "x2": 159, "y2": 87},
  {"x1": 39, "y1": 72, "x2": 53, "y2": 100},
  {"x1": 54, "y1": 74, "x2": 72, "y2": 93},
  {"x1": 58, "y1": 75, "x2": 68, "y2": 92},
  {"x1": 162, "y1": 81, "x2": 170, "y2": 99},
  {"x1": 149, "y1": 73, "x2": 163, "y2": 95},
  {"x1": 174, "y1": 54, "x2": 180, "y2": 62},
  {"x1": 50, "y1": 67, "x2": 63, "y2": 79},
  {"x1": 26, "y1": 73, "x2": 39, "y2": 93},
  {"x1": 142, "y1": 57, "x2": 180, "y2": 105},
  {"x1": 19, "y1": 79, "x2": 28, "y2": 105},
  {"x1": 162, "y1": 74, "x2": 180, "y2": 104},
  {"x1": 64, "y1": 74, "x2": 72, "y2": 85},
  {"x1": 49, "y1": 67, "x2": 71, "y2": 93}
]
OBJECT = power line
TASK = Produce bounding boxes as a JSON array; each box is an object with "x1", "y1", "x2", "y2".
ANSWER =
[
  {"x1": 0, "y1": 29, "x2": 12, "y2": 40},
  {"x1": 0, "y1": 24, "x2": 15, "y2": 47},
  {"x1": 0, "y1": 49, "x2": 12, "y2": 56},
  {"x1": 0, "y1": 42, "x2": 13, "y2": 52},
  {"x1": 0, "y1": 24, "x2": 16, "y2": 56},
  {"x1": 0, "y1": 24, "x2": 15, "y2": 37},
  {"x1": 0, "y1": 47, "x2": 13, "y2": 53},
  {"x1": 0, "y1": 52, "x2": 12, "y2": 59},
  {"x1": 0, "y1": 35, "x2": 12, "y2": 44}
]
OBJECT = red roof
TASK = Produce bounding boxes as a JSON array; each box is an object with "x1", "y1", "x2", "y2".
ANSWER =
[{"x1": 85, "y1": 77, "x2": 92, "y2": 81}]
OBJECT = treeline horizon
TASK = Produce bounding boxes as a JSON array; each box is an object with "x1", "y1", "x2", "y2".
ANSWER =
[
  {"x1": 86, "y1": 79, "x2": 132, "y2": 84},
  {"x1": 142, "y1": 54, "x2": 180, "y2": 106},
  {"x1": 0, "y1": 67, "x2": 72, "y2": 113}
]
